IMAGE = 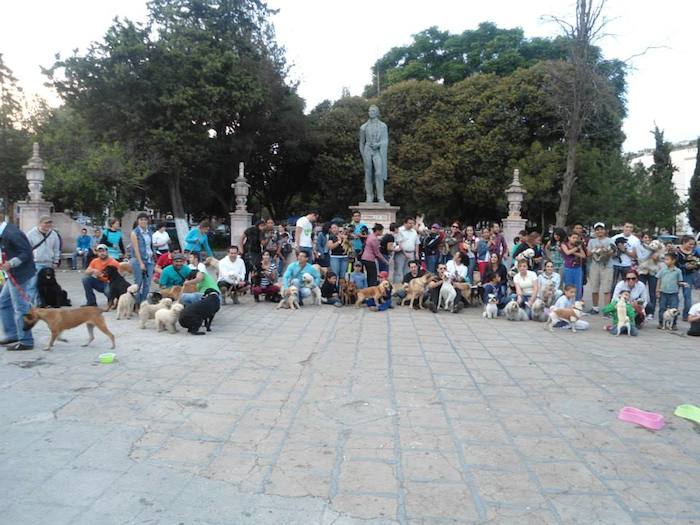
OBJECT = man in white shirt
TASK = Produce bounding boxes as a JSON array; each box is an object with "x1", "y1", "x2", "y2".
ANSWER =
[
  {"x1": 395, "y1": 216, "x2": 418, "y2": 282},
  {"x1": 295, "y1": 211, "x2": 318, "y2": 260},
  {"x1": 610, "y1": 222, "x2": 640, "y2": 292},
  {"x1": 217, "y1": 246, "x2": 247, "y2": 304}
]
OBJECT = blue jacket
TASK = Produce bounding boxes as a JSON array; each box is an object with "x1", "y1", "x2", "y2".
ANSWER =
[
  {"x1": 349, "y1": 271, "x2": 368, "y2": 290},
  {"x1": 283, "y1": 261, "x2": 320, "y2": 288},
  {"x1": 0, "y1": 222, "x2": 36, "y2": 284},
  {"x1": 76, "y1": 234, "x2": 92, "y2": 251},
  {"x1": 184, "y1": 228, "x2": 213, "y2": 257}
]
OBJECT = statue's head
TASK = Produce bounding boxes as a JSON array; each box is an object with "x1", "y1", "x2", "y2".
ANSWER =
[{"x1": 368, "y1": 105, "x2": 380, "y2": 119}]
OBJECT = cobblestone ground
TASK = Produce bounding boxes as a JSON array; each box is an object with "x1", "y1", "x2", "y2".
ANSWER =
[{"x1": 0, "y1": 271, "x2": 699, "y2": 524}]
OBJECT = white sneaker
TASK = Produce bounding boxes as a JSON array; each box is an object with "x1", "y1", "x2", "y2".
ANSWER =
[{"x1": 647, "y1": 314, "x2": 654, "y2": 320}]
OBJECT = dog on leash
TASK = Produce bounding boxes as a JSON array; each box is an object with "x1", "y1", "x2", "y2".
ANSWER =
[
  {"x1": 36, "y1": 267, "x2": 71, "y2": 308},
  {"x1": 138, "y1": 298, "x2": 173, "y2": 329},
  {"x1": 155, "y1": 302, "x2": 184, "y2": 333},
  {"x1": 504, "y1": 299, "x2": 528, "y2": 321},
  {"x1": 438, "y1": 277, "x2": 457, "y2": 312},
  {"x1": 104, "y1": 265, "x2": 132, "y2": 311},
  {"x1": 23, "y1": 307, "x2": 115, "y2": 351},
  {"x1": 546, "y1": 300, "x2": 585, "y2": 332},
  {"x1": 482, "y1": 294, "x2": 498, "y2": 319},
  {"x1": 277, "y1": 286, "x2": 300, "y2": 310},
  {"x1": 116, "y1": 284, "x2": 139, "y2": 320},
  {"x1": 303, "y1": 273, "x2": 322, "y2": 306},
  {"x1": 616, "y1": 296, "x2": 632, "y2": 336},
  {"x1": 400, "y1": 273, "x2": 434, "y2": 308},
  {"x1": 530, "y1": 298, "x2": 548, "y2": 322},
  {"x1": 662, "y1": 307, "x2": 680, "y2": 330}
]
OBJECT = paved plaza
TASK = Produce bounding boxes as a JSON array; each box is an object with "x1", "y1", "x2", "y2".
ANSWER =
[{"x1": 0, "y1": 271, "x2": 699, "y2": 525}]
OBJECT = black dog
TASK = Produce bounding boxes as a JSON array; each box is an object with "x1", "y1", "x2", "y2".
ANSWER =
[
  {"x1": 178, "y1": 289, "x2": 221, "y2": 335},
  {"x1": 37, "y1": 267, "x2": 71, "y2": 308},
  {"x1": 103, "y1": 265, "x2": 131, "y2": 310}
]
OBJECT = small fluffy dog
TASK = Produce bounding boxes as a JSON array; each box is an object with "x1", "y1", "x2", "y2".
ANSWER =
[
  {"x1": 355, "y1": 281, "x2": 390, "y2": 308},
  {"x1": 616, "y1": 296, "x2": 632, "y2": 336},
  {"x1": 116, "y1": 284, "x2": 139, "y2": 320},
  {"x1": 23, "y1": 307, "x2": 115, "y2": 351},
  {"x1": 662, "y1": 307, "x2": 680, "y2": 330},
  {"x1": 515, "y1": 248, "x2": 535, "y2": 264},
  {"x1": 638, "y1": 239, "x2": 665, "y2": 275},
  {"x1": 104, "y1": 265, "x2": 132, "y2": 311},
  {"x1": 482, "y1": 294, "x2": 498, "y2": 319},
  {"x1": 303, "y1": 273, "x2": 322, "y2": 306},
  {"x1": 400, "y1": 273, "x2": 434, "y2": 308},
  {"x1": 155, "y1": 302, "x2": 184, "y2": 333},
  {"x1": 277, "y1": 286, "x2": 300, "y2": 310},
  {"x1": 438, "y1": 277, "x2": 457, "y2": 312},
  {"x1": 138, "y1": 298, "x2": 173, "y2": 329},
  {"x1": 36, "y1": 267, "x2": 71, "y2": 308},
  {"x1": 539, "y1": 277, "x2": 557, "y2": 307},
  {"x1": 505, "y1": 300, "x2": 528, "y2": 321},
  {"x1": 178, "y1": 289, "x2": 221, "y2": 334},
  {"x1": 547, "y1": 300, "x2": 585, "y2": 332},
  {"x1": 530, "y1": 298, "x2": 548, "y2": 322}
]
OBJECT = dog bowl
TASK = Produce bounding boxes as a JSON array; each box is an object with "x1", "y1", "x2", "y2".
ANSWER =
[
  {"x1": 617, "y1": 406, "x2": 665, "y2": 430},
  {"x1": 99, "y1": 352, "x2": 117, "y2": 364},
  {"x1": 674, "y1": 404, "x2": 700, "y2": 425}
]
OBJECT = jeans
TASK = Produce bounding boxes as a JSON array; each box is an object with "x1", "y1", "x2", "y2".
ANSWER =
[
  {"x1": 82, "y1": 276, "x2": 109, "y2": 306},
  {"x1": 467, "y1": 257, "x2": 476, "y2": 281},
  {"x1": 612, "y1": 265, "x2": 630, "y2": 293},
  {"x1": 0, "y1": 274, "x2": 37, "y2": 345},
  {"x1": 180, "y1": 292, "x2": 203, "y2": 305},
  {"x1": 131, "y1": 260, "x2": 155, "y2": 304},
  {"x1": 322, "y1": 296, "x2": 342, "y2": 306},
  {"x1": 658, "y1": 291, "x2": 679, "y2": 327},
  {"x1": 72, "y1": 250, "x2": 90, "y2": 270},
  {"x1": 393, "y1": 252, "x2": 409, "y2": 283},
  {"x1": 609, "y1": 325, "x2": 639, "y2": 336},
  {"x1": 681, "y1": 273, "x2": 694, "y2": 319},
  {"x1": 330, "y1": 256, "x2": 348, "y2": 279},
  {"x1": 639, "y1": 274, "x2": 657, "y2": 315},
  {"x1": 289, "y1": 278, "x2": 312, "y2": 302},
  {"x1": 362, "y1": 259, "x2": 378, "y2": 287},
  {"x1": 425, "y1": 253, "x2": 438, "y2": 274},
  {"x1": 563, "y1": 266, "x2": 583, "y2": 301}
]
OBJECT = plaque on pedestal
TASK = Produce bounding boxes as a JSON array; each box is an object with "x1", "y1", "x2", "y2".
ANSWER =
[{"x1": 348, "y1": 202, "x2": 400, "y2": 229}]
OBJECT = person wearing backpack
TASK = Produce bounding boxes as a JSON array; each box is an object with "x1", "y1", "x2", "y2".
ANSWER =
[{"x1": 26, "y1": 215, "x2": 61, "y2": 271}]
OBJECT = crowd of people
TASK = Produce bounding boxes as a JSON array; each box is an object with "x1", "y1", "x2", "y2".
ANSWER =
[{"x1": 1, "y1": 209, "x2": 699, "y2": 350}]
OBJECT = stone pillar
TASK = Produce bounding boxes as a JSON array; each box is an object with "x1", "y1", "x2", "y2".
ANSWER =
[
  {"x1": 348, "y1": 202, "x2": 400, "y2": 230},
  {"x1": 229, "y1": 162, "x2": 253, "y2": 249},
  {"x1": 17, "y1": 143, "x2": 53, "y2": 232},
  {"x1": 501, "y1": 168, "x2": 527, "y2": 248}
]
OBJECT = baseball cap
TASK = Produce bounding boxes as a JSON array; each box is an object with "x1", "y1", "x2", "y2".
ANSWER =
[
  {"x1": 172, "y1": 253, "x2": 186, "y2": 261},
  {"x1": 593, "y1": 222, "x2": 605, "y2": 230},
  {"x1": 95, "y1": 244, "x2": 108, "y2": 251},
  {"x1": 431, "y1": 223, "x2": 441, "y2": 229}
]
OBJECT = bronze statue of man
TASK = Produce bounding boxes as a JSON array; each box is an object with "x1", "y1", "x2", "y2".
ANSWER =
[{"x1": 359, "y1": 105, "x2": 389, "y2": 203}]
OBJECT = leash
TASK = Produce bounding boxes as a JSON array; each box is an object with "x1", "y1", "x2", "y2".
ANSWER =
[{"x1": 6, "y1": 270, "x2": 33, "y2": 303}]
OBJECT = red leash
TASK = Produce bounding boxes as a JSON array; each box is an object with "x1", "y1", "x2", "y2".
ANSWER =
[{"x1": 5, "y1": 270, "x2": 33, "y2": 304}]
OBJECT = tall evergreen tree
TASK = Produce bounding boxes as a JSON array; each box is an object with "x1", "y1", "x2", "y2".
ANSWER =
[
  {"x1": 646, "y1": 125, "x2": 681, "y2": 232},
  {"x1": 688, "y1": 137, "x2": 700, "y2": 233}
]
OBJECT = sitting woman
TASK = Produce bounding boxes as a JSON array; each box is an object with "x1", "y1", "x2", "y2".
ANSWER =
[
  {"x1": 483, "y1": 253, "x2": 508, "y2": 297},
  {"x1": 482, "y1": 272, "x2": 509, "y2": 311},
  {"x1": 602, "y1": 289, "x2": 638, "y2": 336},
  {"x1": 612, "y1": 270, "x2": 649, "y2": 311},
  {"x1": 445, "y1": 251, "x2": 471, "y2": 307},
  {"x1": 538, "y1": 260, "x2": 563, "y2": 306},
  {"x1": 511, "y1": 259, "x2": 539, "y2": 316},
  {"x1": 320, "y1": 272, "x2": 343, "y2": 307},
  {"x1": 251, "y1": 251, "x2": 280, "y2": 302}
]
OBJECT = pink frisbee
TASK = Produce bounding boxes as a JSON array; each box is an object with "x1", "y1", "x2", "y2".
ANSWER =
[{"x1": 617, "y1": 406, "x2": 665, "y2": 430}]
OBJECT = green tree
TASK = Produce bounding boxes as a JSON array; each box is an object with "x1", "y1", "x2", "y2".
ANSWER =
[
  {"x1": 688, "y1": 137, "x2": 700, "y2": 233},
  {"x1": 645, "y1": 125, "x2": 681, "y2": 231}
]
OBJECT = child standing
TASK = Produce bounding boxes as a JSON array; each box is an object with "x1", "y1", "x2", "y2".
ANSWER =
[{"x1": 655, "y1": 253, "x2": 684, "y2": 331}]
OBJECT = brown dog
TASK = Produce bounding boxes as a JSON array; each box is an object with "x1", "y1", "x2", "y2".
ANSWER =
[
  {"x1": 311, "y1": 264, "x2": 328, "y2": 281},
  {"x1": 400, "y1": 272, "x2": 434, "y2": 309},
  {"x1": 355, "y1": 281, "x2": 390, "y2": 308},
  {"x1": 118, "y1": 261, "x2": 133, "y2": 275},
  {"x1": 342, "y1": 280, "x2": 358, "y2": 305},
  {"x1": 23, "y1": 307, "x2": 116, "y2": 351},
  {"x1": 160, "y1": 282, "x2": 197, "y2": 301}
]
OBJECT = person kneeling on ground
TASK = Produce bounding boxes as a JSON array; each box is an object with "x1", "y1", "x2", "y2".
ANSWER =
[
  {"x1": 159, "y1": 253, "x2": 201, "y2": 304},
  {"x1": 282, "y1": 250, "x2": 320, "y2": 306},
  {"x1": 687, "y1": 302, "x2": 700, "y2": 336},
  {"x1": 602, "y1": 289, "x2": 638, "y2": 336},
  {"x1": 251, "y1": 250, "x2": 280, "y2": 302},
  {"x1": 217, "y1": 246, "x2": 247, "y2": 304},
  {"x1": 320, "y1": 272, "x2": 343, "y2": 307},
  {"x1": 551, "y1": 284, "x2": 590, "y2": 331},
  {"x1": 81, "y1": 244, "x2": 119, "y2": 307}
]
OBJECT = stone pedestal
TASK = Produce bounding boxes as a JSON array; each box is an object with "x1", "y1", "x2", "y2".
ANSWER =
[
  {"x1": 501, "y1": 168, "x2": 528, "y2": 248},
  {"x1": 502, "y1": 217, "x2": 527, "y2": 248},
  {"x1": 16, "y1": 200, "x2": 52, "y2": 233},
  {"x1": 229, "y1": 211, "x2": 253, "y2": 249},
  {"x1": 348, "y1": 202, "x2": 400, "y2": 229}
]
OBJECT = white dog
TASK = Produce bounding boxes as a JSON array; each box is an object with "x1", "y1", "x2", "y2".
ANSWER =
[
  {"x1": 303, "y1": 273, "x2": 322, "y2": 306},
  {"x1": 504, "y1": 299, "x2": 528, "y2": 321},
  {"x1": 438, "y1": 277, "x2": 457, "y2": 312},
  {"x1": 155, "y1": 302, "x2": 184, "y2": 333},
  {"x1": 662, "y1": 307, "x2": 680, "y2": 330},
  {"x1": 482, "y1": 293, "x2": 498, "y2": 319},
  {"x1": 116, "y1": 284, "x2": 139, "y2": 320},
  {"x1": 616, "y1": 296, "x2": 632, "y2": 336},
  {"x1": 277, "y1": 286, "x2": 300, "y2": 310},
  {"x1": 530, "y1": 298, "x2": 548, "y2": 322},
  {"x1": 546, "y1": 300, "x2": 585, "y2": 332},
  {"x1": 138, "y1": 298, "x2": 173, "y2": 329},
  {"x1": 516, "y1": 248, "x2": 535, "y2": 264},
  {"x1": 638, "y1": 239, "x2": 665, "y2": 276}
]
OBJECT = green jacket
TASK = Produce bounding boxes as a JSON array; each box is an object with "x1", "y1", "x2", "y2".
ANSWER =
[{"x1": 602, "y1": 299, "x2": 636, "y2": 325}]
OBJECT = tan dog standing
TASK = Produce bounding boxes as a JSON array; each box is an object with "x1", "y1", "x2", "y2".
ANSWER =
[
  {"x1": 155, "y1": 303, "x2": 184, "y2": 333},
  {"x1": 23, "y1": 307, "x2": 115, "y2": 351},
  {"x1": 138, "y1": 298, "x2": 173, "y2": 329},
  {"x1": 400, "y1": 272, "x2": 434, "y2": 308},
  {"x1": 116, "y1": 284, "x2": 139, "y2": 320},
  {"x1": 355, "y1": 281, "x2": 390, "y2": 308},
  {"x1": 277, "y1": 286, "x2": 300, "y2": 310}
]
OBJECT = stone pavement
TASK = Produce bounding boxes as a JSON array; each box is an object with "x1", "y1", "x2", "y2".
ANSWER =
[{"x1": 0, "y1": 271, "x2": 699, "y2": 525}]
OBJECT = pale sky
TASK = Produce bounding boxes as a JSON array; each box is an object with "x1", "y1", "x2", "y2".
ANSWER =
[{"x1": 2, "y1": 0, "x2": 698, "y2": 152}]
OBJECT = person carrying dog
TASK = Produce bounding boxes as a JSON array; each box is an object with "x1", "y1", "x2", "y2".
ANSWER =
[
  {"x1": 0, "y1": 211, "x2": 38, "y2": 351},
  {"x1": 81, "y1": 244, "x2": 120, "y2": 307}
]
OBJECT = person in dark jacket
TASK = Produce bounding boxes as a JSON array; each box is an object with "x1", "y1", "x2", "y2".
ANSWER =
[{"x1": 0, "y1": 212, "x2": 38, "y2": 350}]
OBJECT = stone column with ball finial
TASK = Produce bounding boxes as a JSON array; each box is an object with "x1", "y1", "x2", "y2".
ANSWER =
[
  {"x1": 17, "y1": 143, "x2": 54, "y2": 232},
  {"x1": 501, "y1": 168, "x2": 528, "y2": 249},
  {"x1": 229, "y1": 162, "x2": 253, "y2": 248}
]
